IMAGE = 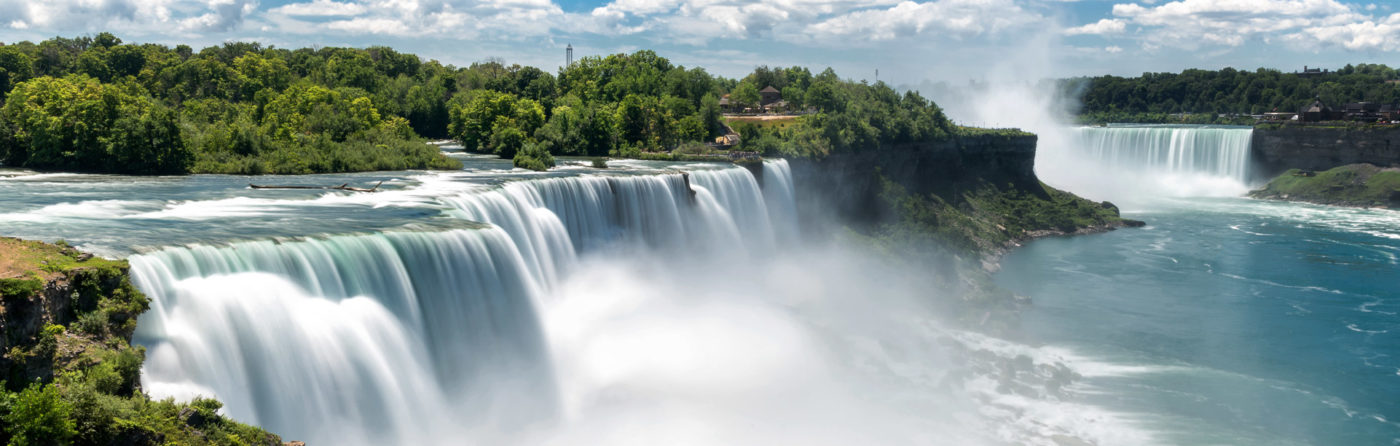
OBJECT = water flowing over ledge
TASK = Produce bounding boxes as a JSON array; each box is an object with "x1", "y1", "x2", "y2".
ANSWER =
[
  {"x1": 1039, "y1": 125, "x2": 1256, "y2": 202},
  {"x1": 128, "y1": 161, "x2": 800, "y2": 444}
]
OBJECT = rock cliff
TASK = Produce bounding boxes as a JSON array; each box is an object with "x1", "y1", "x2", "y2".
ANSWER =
[{"x1": 1251, "y1": 126, "x2": 1400, "y2": 178}]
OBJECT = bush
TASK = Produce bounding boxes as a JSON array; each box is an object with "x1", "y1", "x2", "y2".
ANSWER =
[
  {"x1": 4, "y1": 383, "x2": 76, "y2": 445},
  {"x1": 590, "y1": 157, "x2": 608, "y2": 168},
  {"x1": 513, "y1": 143, "x2": 555, "y2": 171}
]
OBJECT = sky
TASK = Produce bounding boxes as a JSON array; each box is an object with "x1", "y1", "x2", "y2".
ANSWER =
[{"x1": 0, "y1": 0, "x2": 1398, "y2": 85}]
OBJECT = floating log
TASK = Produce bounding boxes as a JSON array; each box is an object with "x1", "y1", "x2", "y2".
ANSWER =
[{"x1": 248, "y1": 181, "x2": 383, "y2": 192}]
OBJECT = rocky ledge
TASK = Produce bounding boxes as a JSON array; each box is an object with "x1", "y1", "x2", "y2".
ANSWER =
[
  {"x1": 0, "y1": 237, "x2": 291, "y2": 445},
  {"x1": 1249, "y1": 163, "x2": 1400, "y2": 209}
]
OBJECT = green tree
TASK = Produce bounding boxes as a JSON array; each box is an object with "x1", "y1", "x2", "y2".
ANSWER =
[
  {"x1": 731, "y1": 82, "x2": 760, "y2": 110},
  {"x1": 4, "y1": 383, "x2": 76, "y2": 445}
]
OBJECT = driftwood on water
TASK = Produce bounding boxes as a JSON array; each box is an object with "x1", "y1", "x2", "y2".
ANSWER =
[{"x1": 248, "y1": 181, "x2": 384, "y2": 192}]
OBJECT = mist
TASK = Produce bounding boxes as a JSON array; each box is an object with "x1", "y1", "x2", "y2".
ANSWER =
[{"x1": 913, "y1": 38, "x2": 1258, "y2": 206}]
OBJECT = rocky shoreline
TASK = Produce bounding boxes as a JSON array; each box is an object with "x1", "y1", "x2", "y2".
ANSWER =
[{"x1": 1248, "y1": 164, "x2": 1400, "y2": 210}]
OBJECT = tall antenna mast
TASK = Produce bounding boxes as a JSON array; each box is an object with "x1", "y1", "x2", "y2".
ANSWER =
[{"x1": 566, "y1": 44, "x2": 573, "y2": 67}]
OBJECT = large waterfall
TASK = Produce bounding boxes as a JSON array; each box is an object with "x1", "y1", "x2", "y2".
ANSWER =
[
  {"x1": 1037, "y1": 125, "x2": 1256, "y2": 202},
  {"x1": 128, "y1": 162, "x2": 804, "y2": 444}
]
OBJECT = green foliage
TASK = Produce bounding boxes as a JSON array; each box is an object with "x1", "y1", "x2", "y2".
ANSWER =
[
  {"x1": 1069, "y1": 64, "x2": 1400, "y2": 119},
  {"x1": 448, "y1": 90, "x2": 543, "y2": 156},
  {"x1": 512, "y1": 143, "x2": 555, "y2": 171},
  {"x1": 0, "y1": 75, "x2": 192, "y2": 174},
  {"x1": 731, "y1": 82, "x2": 760, "y2": 110},
  {"x1": 0, "y1": 279, "x2": 41, "y2": 300},
  {"x1": 0, "y1": 34, "x2": 979, "y2": 171},
  {"x1": 878, "y1": 177, "x2": 1125, "y2": 255},
  {"x1": 4, "y1": 383, "x2": 76, "y2": 445},
  {"x1": 0, "y1": 238, "x2": 281, "y2": 445},
  {"x1": 590, "y1": 157, "x2": 608, "y2": 168},
  {"x1": 1250, "y1": 164, "x2": 1400, "y2": 208}
]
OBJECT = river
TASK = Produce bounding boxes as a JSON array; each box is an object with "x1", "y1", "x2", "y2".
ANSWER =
[{"x1": 1, "y1": 126, "x2": 1395, "y2": 445}]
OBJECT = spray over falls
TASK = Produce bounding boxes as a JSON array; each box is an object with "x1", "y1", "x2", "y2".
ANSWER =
[{"x1": 126, "y1": 162, "x2": 834, "y2": 444}]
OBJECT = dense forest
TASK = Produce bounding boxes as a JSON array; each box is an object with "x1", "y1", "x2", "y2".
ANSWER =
[
  {"x1": 0, "y1": 33, "x2": 966, "y2": 174},
  {"x1": 1068, "y1": 64, "x2": 1400, "y2": 124}
]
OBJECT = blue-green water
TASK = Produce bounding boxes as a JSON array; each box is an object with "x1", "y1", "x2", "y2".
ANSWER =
[{"x1": 998, "y1": 198, "x2": 1400, "y2": 445}]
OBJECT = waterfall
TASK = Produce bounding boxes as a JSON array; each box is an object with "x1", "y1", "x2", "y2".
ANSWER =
[
  {"x1": 130, "y1": 229, "x2": 556, "y2": 444},
  {"x1": 1037, "y1": 125, "x2": 1256, "y2": 202},
  {"x1": 130, "y1": 161, "x2": 799, "y2": 445}
]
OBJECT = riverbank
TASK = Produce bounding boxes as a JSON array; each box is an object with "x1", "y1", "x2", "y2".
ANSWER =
[
  {"x1": 0, "y1": 238, "x2": 285, "y2": 445},
  {"x1": 1249, "y1": 163, "x2": 1400, "y2": 209}
]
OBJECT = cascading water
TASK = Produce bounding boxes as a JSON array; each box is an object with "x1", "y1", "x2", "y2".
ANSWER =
[
  {"x1": 1036, "y1": 125, "x2": 1256, "y2": 202},
  {"x1": 129, "y1": 161, "x2": 803, "y2": 444},
  {"x1": 0, "y1": 158, "x2": 1169, "y2": 445},
  {"x1": 130, "y1": 229, "x2": 557, "y2": 444}
]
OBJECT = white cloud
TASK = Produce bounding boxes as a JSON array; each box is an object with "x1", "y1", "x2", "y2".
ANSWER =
[
  {"x1": 0, "y1": 0, "x2": 174, "y2": 31},
  {"x1": 1100, "y1": 0, "x2": 1400, "y2": 52},
  {"x1": 1064, "y1": 18, "x2": 1125, "y2": 35},
  {"x1": 804, "y1": 0, "x2": 1042, "y2": 42},
  {"x1": 1288, "y1": 12, "x2": 1400, "y2": 51},
  {"x1": 180, "y1": 0, "x2": 259, "y2": 32},
  {"x1": 271, "y1": 0, "x2": 368, "y2": 16},
  {"x1": 1105, "y1": 45, "x2": 1123, "y2": 53}
]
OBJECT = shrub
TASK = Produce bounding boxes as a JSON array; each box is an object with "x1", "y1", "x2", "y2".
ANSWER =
[
  {"x1": 4, "y1": 383, "x2": 76, "y2": 445},
  {"x1": 513, "y1": 143, "x2": 555, "y2": 171}
]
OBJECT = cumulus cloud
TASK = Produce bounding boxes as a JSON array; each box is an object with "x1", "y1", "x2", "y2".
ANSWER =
[
  {"x1": 180, "y1": 0, "x2": 260, "y2": 32},
  {"x1": 271, "y1": 0, "x2": 369, "y2": 16},
  {"x1": 0, "y1": 0, "x2": 173, "y2": 31},
  {"x1": 1288, "y1": 12, "x2": 1400, "y2": 51},
  {"x1": 1064, "y1": 18, "x2": 1125, "y2": 35},
  {"x1": 803, "y1": 0, "x2": 1042, "y2": 42},
  {"x1": 263, "y1": 0, "x2": 562, "y2": 38},
  {"x1": 1102, "y1": 0, "x2": 1400, "y2": 52}
]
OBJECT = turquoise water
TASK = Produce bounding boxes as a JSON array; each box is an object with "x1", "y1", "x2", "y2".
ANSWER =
[{"x1": 998, "y1": 198, "x2": 1400, "y2": 445}]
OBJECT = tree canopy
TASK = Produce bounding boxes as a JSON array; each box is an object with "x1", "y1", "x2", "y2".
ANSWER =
[
  {"x1": 0, "y1": 34, "x2": 969, "y2": 173},
  {"x1": 1067, "y1": 64, "x2": 1400, "y2": 123}
]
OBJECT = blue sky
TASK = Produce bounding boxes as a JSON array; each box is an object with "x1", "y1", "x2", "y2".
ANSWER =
[{"x1": 0, "y1": 0, "x2": 1397, "y2": 85}]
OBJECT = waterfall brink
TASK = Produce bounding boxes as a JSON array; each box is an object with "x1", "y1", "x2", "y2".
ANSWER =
[
  {"x1": 1037, "y1": 125, "x2": 1256, "y2": 202},
  {"x1": 130, "y1": 229, "x2": 555, "y2": 444},
  {"x1": 130, "y1": 160, "x2": 799, "y2": 445}
]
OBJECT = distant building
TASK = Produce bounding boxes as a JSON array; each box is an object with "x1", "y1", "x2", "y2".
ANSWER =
[
  {"x1": 759, "y1": 86, "x2": 781, "y2": 106},
  {"x1": 1343, "y1": 102, "x2": 1382, "y2": 122},
  {"x1": 718, "y1": 94, "x2": 735, "y2": 112},
  {"x1": 1300, "y1": 99, "x2": 1336, "y2": 122},
  {"x1": 1296, "y1": 65, "x2": 1330, "y2": 77},
  {"x1": 1382, "y1": 103, "x2": 1400, "y2": 120}
]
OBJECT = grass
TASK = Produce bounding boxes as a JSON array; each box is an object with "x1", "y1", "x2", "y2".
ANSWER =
[
  {"x1": 954, "y1": 126, "x2": 1036, "y2": 138},
  {"x1": 1250, "y1": 164, "x2": 1400, "y2": 208},
  {"x1": 877, "y1": 178, "x2": 1128, "y2": 255},
  {"x1": 723, "y1": 115, "x2": 800, "y2": 130},
  {"x1": 0, "y1": 238, "x2": 125, "y2": 283}
]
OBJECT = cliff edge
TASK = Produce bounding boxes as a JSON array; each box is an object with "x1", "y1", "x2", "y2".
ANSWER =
[
  {"x1": 787, "y1": 131, "x2": 1140, "y2": 258},
  {"x1": 0, "y1": 237, "x2": 285, "y2": 445},
  {"x1": 1252, "y1": 126, "x2": 1400, "y2": 179}
]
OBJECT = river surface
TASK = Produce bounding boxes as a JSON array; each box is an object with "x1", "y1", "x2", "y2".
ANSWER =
[
  {"x1": 997, "y1": 198, "x2": 1400, "y2": 445},
  {"x1": 2, "y1": 130, "x2": 1396, "y2": 445}
]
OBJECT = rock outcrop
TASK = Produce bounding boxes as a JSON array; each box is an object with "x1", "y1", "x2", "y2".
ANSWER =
[{"x1": 1251, "y1": 126, "x2": 1400, "y2": 179}]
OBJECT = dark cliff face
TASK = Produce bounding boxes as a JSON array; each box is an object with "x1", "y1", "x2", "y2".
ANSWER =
[
  {"x1": 1252, "y1": 127, "x2": 1400, "y2": 179},
  {"x1": 787, "y1": 134, "x2": 1041, "y2": 228}
]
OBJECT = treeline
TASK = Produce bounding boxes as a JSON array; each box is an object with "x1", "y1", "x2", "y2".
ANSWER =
[
  {"x1": 0, "y1": 33, "x2": 966, "y2": 174},
  {"x1": 0, "y1": 33, "x2": 461, "y2": 174},
  {"x1": 1069, "y1": 64, "x2": 1400, "y2": 123},
  {"x1": 728, "y1": 70, "x2": 959, "y2": 159}
]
